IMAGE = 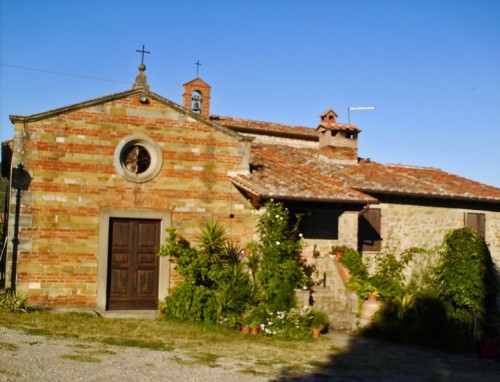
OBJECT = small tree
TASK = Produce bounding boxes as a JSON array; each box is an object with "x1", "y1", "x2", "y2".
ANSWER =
[
  {"x1": 255, "y1": 201, "x2": 307, "y2": 312},
  {"x1": 437, "y1": 227, "x2": 498, "y2": 329},
  {"x1": 158, "y1": 220, "x2": 255, "y2": 326}
]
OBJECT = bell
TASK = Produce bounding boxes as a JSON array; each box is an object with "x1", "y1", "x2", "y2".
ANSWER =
[{"x1": 192, "y1": 100, "x2": 201, "y2": 112}]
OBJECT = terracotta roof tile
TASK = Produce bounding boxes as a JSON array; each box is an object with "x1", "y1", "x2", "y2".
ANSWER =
[
  {"x1": 210, "y1": 115, "x2": 319, "y2": 140},
  {"x1": 231, "y1": 144, "x2": 376, "y2": 204},
  {"x1": 232, "y1": 144, "x2": 500, "y2": 204}
]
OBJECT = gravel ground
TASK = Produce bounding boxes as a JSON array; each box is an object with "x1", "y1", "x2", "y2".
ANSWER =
[
  {"x1": 0, "y1": 327, "x2": 269, "y2": 382},
  {"x1": 1, "y1": 326, "x2": 500, "y2": 382}
]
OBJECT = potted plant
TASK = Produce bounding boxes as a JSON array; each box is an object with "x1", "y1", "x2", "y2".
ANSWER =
[
  {"x1": 241, "y1": 307, "x2": 263, "y2": 334},
  {"x1": 240, "y1": 309, "x2": 252, "y2": 334},
  {"x1": 347, "y1": 277, "x2": 379, "y2": 301},
  {"x1": 250, "y1": 321, "x2": 261, "y2": 334},
  {"x1": 311, "y1": 309, "x2": 329, "y2": 338},
  {"x1": 367, "y1": 291, "x2": 379, "y2": 301}
]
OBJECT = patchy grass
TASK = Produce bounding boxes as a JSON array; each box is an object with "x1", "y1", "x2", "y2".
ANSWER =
[
  {"x1": 60, "y1": 354, "x2": 102, "y2": 363},
  {"x1": 0, "y1": 309, "x2": 334, "y2": 376},
  {"x1": 60, "y1": 345, "x2": 117, "y2": 364},
  {"x1": 101, "y1": 337, "x2": 169, "y2": 351},
  {"x1": 24, "y1": 328, "x2": 53, "y2": 337},
  {"x1": 0, "y1": 341, "x2": 19, "y2": 351},
  {"x1": 0, "y1": 369, "x2": 22, "y2": 378},
  {"x1": 185, "y1": 351, "x2": 221, "y2": 367}
]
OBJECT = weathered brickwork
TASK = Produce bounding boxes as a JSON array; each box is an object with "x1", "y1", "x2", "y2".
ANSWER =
[{"x1": 8, "y1": 93, "x2": 259, "y2": 307}]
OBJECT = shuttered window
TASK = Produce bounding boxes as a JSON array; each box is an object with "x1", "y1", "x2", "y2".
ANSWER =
[
  {"x1": 358, "y1": 208, "x2": 382, "y2": 252},
  {"x1": 465, "y1": 213, "x2": 486, "y2": 239}
]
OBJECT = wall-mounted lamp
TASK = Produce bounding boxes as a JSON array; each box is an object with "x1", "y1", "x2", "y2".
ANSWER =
[{"x1": 139, "y1": 95, "x2": 149, "y2": 104}]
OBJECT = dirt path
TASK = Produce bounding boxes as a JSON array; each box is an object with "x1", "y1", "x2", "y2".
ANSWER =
[{"x1": 1, "y1": 326, "x2": 500, "y2": 381}]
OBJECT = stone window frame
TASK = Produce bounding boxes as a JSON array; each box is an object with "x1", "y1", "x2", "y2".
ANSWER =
[
  {"x1": 114, "y1": 134, "x2": 163, "y2": 183},
  {"x1": 96, "y1": 208, "x2": 171, "y2": 311}
]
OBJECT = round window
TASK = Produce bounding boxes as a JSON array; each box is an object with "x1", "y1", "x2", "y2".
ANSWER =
[{"x1": 114, "y1": 135, "x2": 162, "y2": 183}]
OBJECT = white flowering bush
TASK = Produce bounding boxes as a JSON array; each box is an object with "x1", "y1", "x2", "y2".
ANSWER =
[
  {"x1": 257, "y1": 305, "x2": 317, "y2": 339},
  {"x1": 255, "y1": 201, "x2": 308, "y2": 312}
]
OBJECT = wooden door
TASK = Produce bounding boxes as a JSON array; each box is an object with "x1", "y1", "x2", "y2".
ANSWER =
[{"x1": 107, "y1": 218, "x2": 160, "y2": 310}]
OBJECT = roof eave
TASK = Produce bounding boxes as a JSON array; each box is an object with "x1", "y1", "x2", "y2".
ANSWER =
[
  {"x1": 9, "y1": 88, "x2": 253, "y2": 143},
  {"x1": 260, "y1": 194, "x2": 378, "y2": 205},
  {"x1": 360, "y1": 189, "x2": 500, "y2": 205},
  {"x1": 231, "y1": 177, "x2": 377, "y2": 205},
  {"x1": 9, "y1": 89, "x2": 144, "y2": 123}
]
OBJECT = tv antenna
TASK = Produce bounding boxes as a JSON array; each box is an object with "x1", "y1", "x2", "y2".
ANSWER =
[{"x1": 347, "y1": 106, "x2": 376, "y2": 124}]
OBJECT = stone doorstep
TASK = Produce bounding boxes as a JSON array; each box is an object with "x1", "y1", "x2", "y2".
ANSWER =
[
  {"x1": 36, "y1": 307, "x2": 160, "y2": 319},
  {"x1": 97, "y1": 310, "x2": 158, "y2": 319}
]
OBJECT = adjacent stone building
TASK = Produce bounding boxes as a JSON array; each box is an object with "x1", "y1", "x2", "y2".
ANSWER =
[{"x1": 2, "y1": 65, "x2": 500, "y2": 316}]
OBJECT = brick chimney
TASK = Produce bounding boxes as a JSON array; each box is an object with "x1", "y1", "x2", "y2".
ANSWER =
[
  {"x1": 182, "y1": 78, "x2": 211, "y2": 117},
  {"x1": 316, "y1": 109, "x2": 360, "y2": 162}
]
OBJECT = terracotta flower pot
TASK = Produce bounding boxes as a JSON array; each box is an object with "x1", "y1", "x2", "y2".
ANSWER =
[
  {"x1": 367, "y1": 293, "x2": 378, "y2": 301},
  {"x1": 251, "y1": 327, "x2": 260, "y2": 335},
  {"x1": 312, "y1": 327, "x2": 322, "y2": 338},
  {"x1": 241, "y1": 326, "x2": 251, "y2": 334}
]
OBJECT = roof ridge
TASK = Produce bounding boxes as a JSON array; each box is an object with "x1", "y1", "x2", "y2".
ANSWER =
[
  {"x1": 210, "y1": 114, "x2": 314, "y2": 130},
  {"x1": 386, "y1": 163, "x2": 442, "y2": 171}
]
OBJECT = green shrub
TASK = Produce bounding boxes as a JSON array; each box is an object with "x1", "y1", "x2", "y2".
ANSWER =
[
  {"x1": 159, "y1": 220, "x2": 255, "y2": 326},
  {"x1": 0, "y1": 289, "x2": 30, "y2": 313},
  {"x1": 255, "y1": 201, "x2": 307, "y2": 312},
  {"x1": 436, "y1": 227, "x2": 498, "y2": 347},
  {"x1": 164, "y1": 283, "x2": 216, "y2": 323},
  {"x1": 366, "y1": 228, "x2": 499, "y2": 353},
  {"x1": 338, "y1": 248, "x2": 377, "y2": 302},
  {"x1": 366, "y1": 292, "x2": 449, "y2": 348},
  {"x1": 339, "y1": 248, "x2": 368, "y2": 279},
  {"x1": 311, "y1": 309, "x2": 330, "y2": 330},
  {"x1": 369, "y1": 246, "x2": 413, "y2": 298},
  {"x1": 160, "y1": 202, "x2": 312, "y2": 338},
  {"x1": 437, "y1": 228, "x2": 498, "y2": 319}
]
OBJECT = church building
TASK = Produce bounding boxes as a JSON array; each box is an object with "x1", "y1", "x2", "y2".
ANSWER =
[{"x1": 2, "y1": 63, "x2": 500, "y2": 317}]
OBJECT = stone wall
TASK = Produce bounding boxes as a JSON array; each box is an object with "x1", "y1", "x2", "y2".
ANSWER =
[
  {"x1": 363, "y1": 202, "x2": 500, "y2": 275},
  {"x1": 300, "y1": 201, "x2": 500, "y2": 331}
]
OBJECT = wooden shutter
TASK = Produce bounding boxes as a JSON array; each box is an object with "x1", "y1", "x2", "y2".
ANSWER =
[
  {"x1": 465, "y1": 213, "x2": 486, "y2": 238},
  {"x1": 358, "y1": 208, "x2": 382, "y2": 252}
]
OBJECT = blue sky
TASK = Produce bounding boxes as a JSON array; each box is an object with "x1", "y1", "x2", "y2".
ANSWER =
[{"x1": 1, "y1": 0, "x2": 499, "y2": 187}]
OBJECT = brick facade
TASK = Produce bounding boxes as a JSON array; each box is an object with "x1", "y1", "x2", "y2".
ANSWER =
[{"x1": 6, "y1": 90, "x2": 258, "y2": 308}]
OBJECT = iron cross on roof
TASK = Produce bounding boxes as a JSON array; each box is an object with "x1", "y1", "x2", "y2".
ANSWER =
[
  {"x1": 195, "y1": 60, "x2": 201, "y2": 77},
  {"x1": 136, "y1": 45, "x2": 150, "y2": 65}
]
